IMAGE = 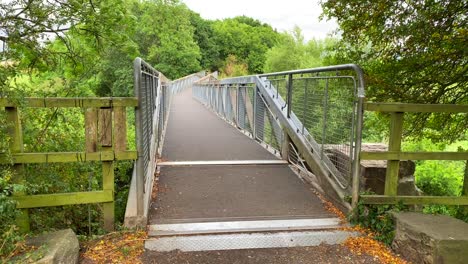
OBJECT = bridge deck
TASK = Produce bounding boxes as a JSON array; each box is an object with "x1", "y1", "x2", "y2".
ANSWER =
[
  {"x1": 149, "y1": 88, "x2": 333, "y2": 223},
  {"x1": 161, "y1": 88, "x2": 277, "y2": 160}
]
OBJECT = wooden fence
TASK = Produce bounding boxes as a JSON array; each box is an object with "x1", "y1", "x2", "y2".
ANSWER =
[
  {"x1": 0, "y1": 97, "x2": 138, "y2": 232},
  {"x1": 360, "y1": 102, "x2": 468, "y2": 206}
]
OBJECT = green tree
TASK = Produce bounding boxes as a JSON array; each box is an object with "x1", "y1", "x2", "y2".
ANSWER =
[
  {"x1": 132, "y1": 0, "x2": 201, "y2": 79},
  {"x1": 320, "y1": 0, "x2": 468, "y2": 141},
  {"x1": 264, "y1": 26, "x2": 337, "y2": 72},
  {"x1": 212, "y1": 17, "x2": 279, "y2": 73},
  {"x1": 189, "y1": 12, "x2": 221, "y2": 71}
]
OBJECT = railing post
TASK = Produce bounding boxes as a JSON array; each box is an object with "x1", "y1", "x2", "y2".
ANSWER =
[
  {"x1": 286, "y1": 74, "x2": 293, "y2": 118},
  {"x1": 252, "y1": 85, "x2": 257, "y2": 138},
  {"x1": 6, "y1": 107, "x2": 30, "y2": 232},
  {"x1": 320, "y1": 79, "x2": 329, "y2": 160},
  {"x1": 281, "y1": 128, "x2": 290, "y2": 161},
  {"x1": 134, "y1": 58, "x2": 144, "y2": 218},
  {"x1": 236, "y1": 84, "x2": 240, "y2": 126},
  {"x1": 254, "y1": 87, "x2": 265, "y2": 141},
  {"x1": 385, "y1": 112, "x2": 404, "y2": 196},
  {"x1": 99, "y1": 107, "x2": 114, "y2": 231}
]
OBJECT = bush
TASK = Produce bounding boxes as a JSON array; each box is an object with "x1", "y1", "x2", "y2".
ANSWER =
[
  {"x1": 0, "y1": 111, "x2": 26, "y2": 258},
  {"x1": 351, "y1": 197, "x2": 408, "y2": 245}
]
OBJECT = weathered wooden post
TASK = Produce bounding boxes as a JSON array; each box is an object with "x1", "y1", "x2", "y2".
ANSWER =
[
  {"x1": 385, "y1": 112, "x2": 404, "y2": 196},
  {"x1": 114, "y1": 107, "x2": 127, "y2": 152},
  {"x1": 99, "y1": 107, "x2": 114, "y2": 231},
  {"x1": 6, "y1": 106, "x2": 30, "y2": 232},
  {"x1": 85, "y1": 108, "x2": 98, "y2": 152}
]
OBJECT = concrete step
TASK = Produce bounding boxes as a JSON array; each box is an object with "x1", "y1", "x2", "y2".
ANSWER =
[{"x1": 145, "y1": 218, "x2": 358, "y2": 252}]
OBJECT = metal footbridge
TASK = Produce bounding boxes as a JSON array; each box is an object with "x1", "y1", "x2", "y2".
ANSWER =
[
  {"x1": 125, "y1": 58, "x2": 365, "y2": 251},
  {"x1": 4, "y1": 57, "x2": 466, "y2": 251}
]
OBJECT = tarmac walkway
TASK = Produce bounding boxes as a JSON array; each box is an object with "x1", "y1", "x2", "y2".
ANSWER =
[{"x1": 149, "y1": 88, "x2": 333, "y2": 224}]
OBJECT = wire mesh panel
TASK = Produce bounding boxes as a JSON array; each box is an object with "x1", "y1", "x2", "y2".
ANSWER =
[
  {"x1": 255, "y1": 90, "x2": 283, "y2": 153},
  {"x1": 194, "y1": 79, "x2": 284, "y2": 154},
  {"x1": 134, "y1": 58, "x2": 161, "y2": 217},
  {"x1": 262, "y1": 71, "x2": 360, "y2": 189},
  {"x1": 134, "y1": 58, "x2": 203, "y2": 218},
  {"x1": 135, "y1": 60, "x2": 160, "y2": 183}
]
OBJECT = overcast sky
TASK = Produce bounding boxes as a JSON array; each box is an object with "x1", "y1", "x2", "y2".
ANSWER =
[{"x1": 182, "y1": 0, "x2": 338, "y2": 41}]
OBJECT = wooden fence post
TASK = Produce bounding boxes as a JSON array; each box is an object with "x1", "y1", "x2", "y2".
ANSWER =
[
  {"x1": 114, "y1": 107, "x2": 127, "y2": 152},
  {"x1": 85, "y1": 108, "x2": 98, "y2": 152},
  {"x1": 6, "y1": 107, "x2": 30, "y2": 232},
  {"x1": 384, "y1": 112, "x2": 404, "y2": 196},
  {"x1": 99, "y1": 107, "x2": 114, "y2": 231}
]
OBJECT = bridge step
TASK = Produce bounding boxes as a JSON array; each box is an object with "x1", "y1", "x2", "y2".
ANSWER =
[
  {"x1": 145, "y1": 218, "x2": 357, "y2": 252},
  {"x1": 157, "y1": 160, "x2": 288, "y2": 166}
]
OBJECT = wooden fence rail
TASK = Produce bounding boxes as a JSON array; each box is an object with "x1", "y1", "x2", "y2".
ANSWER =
[
  {"x1": 1, "y1": 97, "x2": 138, "y2": 232},
  {"x1": 360, "y1": 102, "x2": 468, "y2": 206}
]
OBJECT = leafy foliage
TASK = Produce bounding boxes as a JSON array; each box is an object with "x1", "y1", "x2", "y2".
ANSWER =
[
  {"x1": 351, "y1": 198, "x2": 408, "y2": 245},
  {"x1": 219, "y1": 55, "x2": 248, "y2": 78},
  {"x1": 212, "y1": 16, "x2": 279, "y2": 73},
  {"x1": 402, "y1": 139, "x2": 468, "y2": 222},
  {"x1": 264, "y1": 27, "x2": 338, "y2": 72},
  {"x1": 321, "y1": 0, "x2": 468, "y2": 141}
]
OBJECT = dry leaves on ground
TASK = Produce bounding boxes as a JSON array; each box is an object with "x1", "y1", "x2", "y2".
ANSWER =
[
  {"x1": 311, "y1": 189, "x2": 408, "y2": 264},
  {"x1": 311, "y1": 189, "x2": 346, "y2": 221},
  {"x1": 81, "y1": 230, "x2": 147, "y2": 264},
  {"x1": 344, "y1": 235, "x2": 408, "y2": 264}
]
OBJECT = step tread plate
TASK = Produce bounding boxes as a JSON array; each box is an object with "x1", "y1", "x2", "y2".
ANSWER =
[
  {"x1": 148, "y1": 217, "x2": 344, "y2": 236},
  {"x1": 145, "y1": 230, "x2": 359, "y2": 252}
]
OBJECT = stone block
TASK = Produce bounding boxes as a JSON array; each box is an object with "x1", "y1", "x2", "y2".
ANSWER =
[
  {"x1": 324, "y1": 143, "x2": 419, "y2": 195},
  {"x1": 392, "y1": 212, "x2": 468, "y2": 264},
  {"x1": 26, "y1": 229, "x2": 79, "y2": 264}
]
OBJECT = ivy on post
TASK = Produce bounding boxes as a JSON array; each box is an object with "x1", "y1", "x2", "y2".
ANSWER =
[
  {"x1": 384, "y1": 112, "x2": 404, "y2": 196},
  {"x1": 99, "y1": 107, "x2": 114, "y2": 231},
  {"x1": 6, "y1": 107, "x2": 30, "y2": 232}
]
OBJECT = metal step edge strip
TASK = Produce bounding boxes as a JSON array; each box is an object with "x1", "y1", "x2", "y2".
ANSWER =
[
  {"x1": 145, "y1": 230, "x2": 359, "y2": 252},
  {"x1": 148, "y1": 218, "x2": 341, "y2": 234},
  {"x1": 148, "y1": 225, "x2": 343, "y2": 237},
  {"x1": 150, "y1": 215, "x2": 336, "y2": 224},
  {"x1": 157, "y1": 160, "x2": 288, "y2": 166}
]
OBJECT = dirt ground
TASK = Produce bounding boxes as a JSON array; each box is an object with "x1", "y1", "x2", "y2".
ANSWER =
[{"x1": 141, "y1": 244, "x2": 380, "y2": 264}]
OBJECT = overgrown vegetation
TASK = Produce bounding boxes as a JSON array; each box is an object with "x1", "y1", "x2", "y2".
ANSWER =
[{"x1": 350, "y1": 198, "x2": 408, "y2": 245}]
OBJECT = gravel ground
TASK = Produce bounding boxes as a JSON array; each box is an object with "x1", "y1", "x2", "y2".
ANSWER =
[{"x1": 142, "y1": 244, "x2": 380, "y2": 264}]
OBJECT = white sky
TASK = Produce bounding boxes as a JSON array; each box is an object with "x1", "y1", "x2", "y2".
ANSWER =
[{"x1": 182, "y1": 0, "x2": 338, "y2": 41}]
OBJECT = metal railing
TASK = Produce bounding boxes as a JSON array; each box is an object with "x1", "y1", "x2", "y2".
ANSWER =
[
  {"x1": 193, "y1": 79, "x2": 283, "y2": 156},
  {"x1": 126, "y1": 58, "x2": 204, "y2": 227},
  {"x1": 193, "y1": 65, "x2": 365, "y2": 209}
]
